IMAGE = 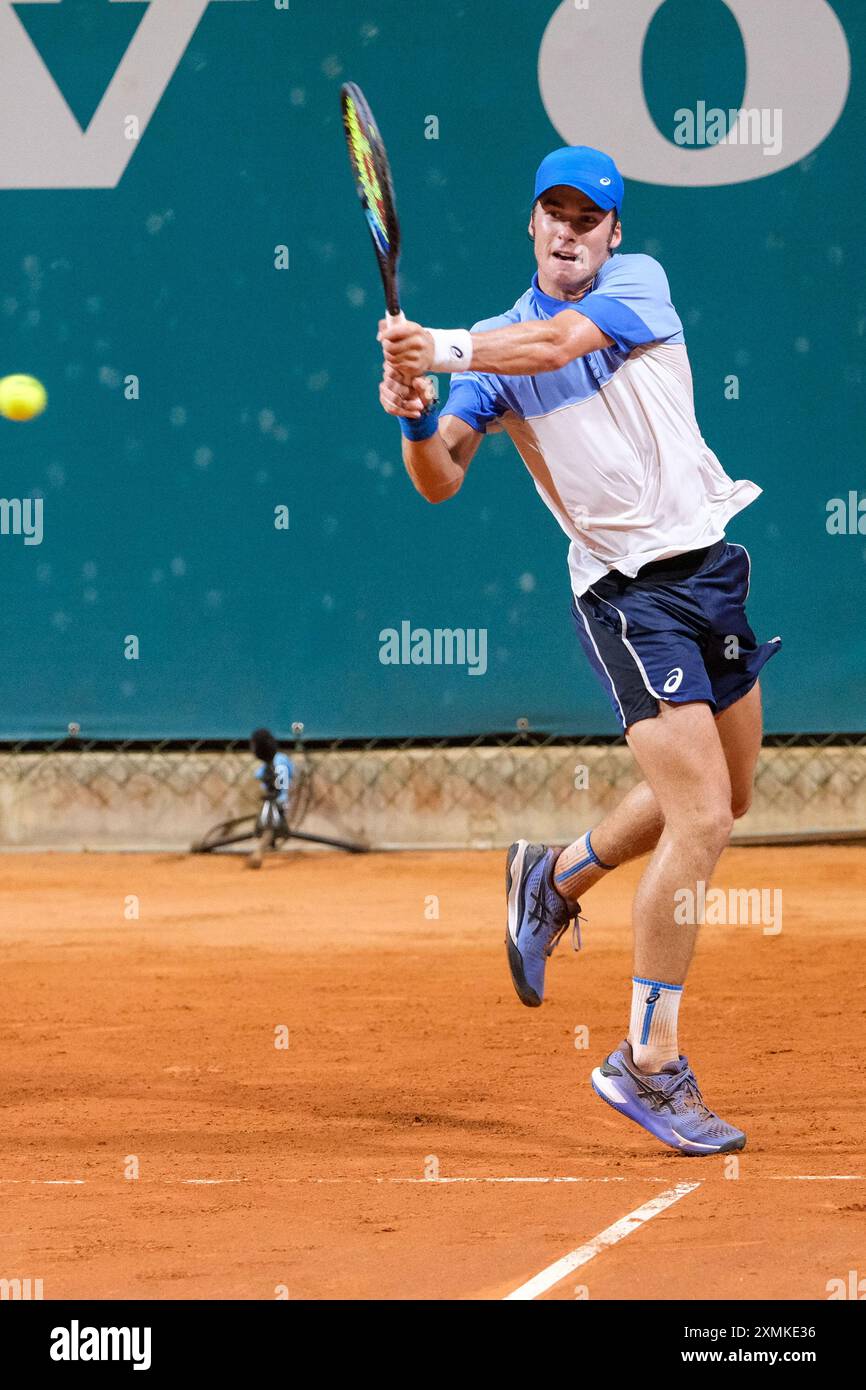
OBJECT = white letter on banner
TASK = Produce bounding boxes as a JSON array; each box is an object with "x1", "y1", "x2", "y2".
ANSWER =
[
  {"x1": 538, "y1": 0, "x2": 850, "y2": 186},
  {"x1": 0, "y1": 0, "x2": 249, "y2": 189}
]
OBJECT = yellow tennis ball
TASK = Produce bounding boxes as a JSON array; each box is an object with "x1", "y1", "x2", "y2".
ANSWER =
[{"x1": 0, "y1": 374, "x2": 48, "y2": 422}]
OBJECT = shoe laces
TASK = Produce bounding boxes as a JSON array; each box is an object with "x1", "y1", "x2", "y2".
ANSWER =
[
  {"x1": 643, "y1": 1062, "x2": 707, "y2": 1115},
  {"x1": 527, "y1": 878, "x2": 582, "y2": 955}
]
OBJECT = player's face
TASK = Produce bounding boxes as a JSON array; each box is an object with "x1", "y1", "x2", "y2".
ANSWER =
[{"x1": 530, "y1": 187, "x2": 621, "y2": 298}]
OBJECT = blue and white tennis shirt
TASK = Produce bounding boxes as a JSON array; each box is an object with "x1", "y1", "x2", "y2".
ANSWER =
[
  {"x1": 440, "y1": 254, "x2": 760, "y2": 597},
  {"x1": 255, "y1": 751, "x2": 294, "y2": 807}
]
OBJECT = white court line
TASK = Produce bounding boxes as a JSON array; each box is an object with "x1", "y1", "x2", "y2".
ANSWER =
[
  {"x1": 503, "y1": 1181, "x2": 701, "y2": 1302},
  {"x1": 0, "y1": 1176, "x2": 642, "y2": 1187},
  {"x1": 377, "y1": 1176, "x2": 637, "y2": 1185},
  {"x1": 182, "y1": 1178, "x2": 242, "y2": 1185},
  {"x1": 0, "y1": 1174, "x2": 863, "y2": 1188},
  {"x1": 768, "y1": 1174, "x2": 865, "y2": 1181}
]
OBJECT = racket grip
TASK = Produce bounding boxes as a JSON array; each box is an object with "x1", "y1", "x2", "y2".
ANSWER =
[{"x1": 384, "y1": 310, "x2": 414, "y2": 385}]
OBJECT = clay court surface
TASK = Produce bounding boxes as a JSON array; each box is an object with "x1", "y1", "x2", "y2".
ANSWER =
[{"x1": 1, "y1": 846, "x2": 864, "y2": 1301}]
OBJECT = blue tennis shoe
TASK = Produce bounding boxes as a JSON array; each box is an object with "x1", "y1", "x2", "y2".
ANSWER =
[
  {"x1": 505, "y1": 840, "x2": 581, "y2": 1007},
  {"x1": 591, "y1": 1040, "x2": 747, "y2": 1155}
]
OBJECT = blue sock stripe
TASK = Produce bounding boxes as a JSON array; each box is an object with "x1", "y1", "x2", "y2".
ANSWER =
[
  {"x1": 554, "y1": 830, "x2": 617, "y2": 885},
  {"x1": 632, "y1": 976, "x2": 683, "y2": 992},
  {"x1": 555, "y1": 854, "x2": 596, "y2": 884},
  {"x1": 581, "y1": 836, "x2": 600, "y2": 868},
  {"x1": 639, "y1": 997, "x2": 658, "y2": 1045},
  {"x1": 586, "y1": 830, "x2": 616, "y2": 871}
]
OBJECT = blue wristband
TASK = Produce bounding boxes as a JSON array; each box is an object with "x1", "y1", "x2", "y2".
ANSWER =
[{"x1": 399, "y1": 407, "x2": 440, "y2": 442}]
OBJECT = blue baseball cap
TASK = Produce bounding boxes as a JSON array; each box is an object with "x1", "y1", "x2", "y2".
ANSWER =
[{"x1": 534, "y1": 146, "x2": 624, "y2": 216}]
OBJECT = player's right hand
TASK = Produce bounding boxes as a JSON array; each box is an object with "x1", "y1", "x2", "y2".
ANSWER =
[{"x1": 379, "y1": 364, "x2": 436, "y2": 420}]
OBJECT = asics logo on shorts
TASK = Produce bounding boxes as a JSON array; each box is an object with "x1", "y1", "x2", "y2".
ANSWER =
[{"x1": 663, "y1": 667, "x2": 684, "y2": 693}]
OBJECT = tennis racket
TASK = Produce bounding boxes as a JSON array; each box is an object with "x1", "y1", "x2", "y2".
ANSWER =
[{"x1": 340, "y1": 82, "x2": 402, "y2": 322}]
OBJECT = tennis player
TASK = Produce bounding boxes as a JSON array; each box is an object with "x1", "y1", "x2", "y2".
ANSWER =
[
  {"x1": 378, "y1": 145, "x2": 780, "y2": 1156},
  {"x1": 251, "y1": 727, "x2": 294, "y2": 810}
]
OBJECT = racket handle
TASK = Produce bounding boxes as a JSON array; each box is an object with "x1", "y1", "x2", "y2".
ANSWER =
[{"x1": 385, "y1": 310, "x2": 410, "y2": 383}]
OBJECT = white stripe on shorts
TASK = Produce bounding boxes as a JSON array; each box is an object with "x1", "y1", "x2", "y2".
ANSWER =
[
  {"x1": 588, "y1": 588, "x2": 662, "y2": 700},
  {"x1": 575, "y1": 595, "x2": 627, "y2": 726}
]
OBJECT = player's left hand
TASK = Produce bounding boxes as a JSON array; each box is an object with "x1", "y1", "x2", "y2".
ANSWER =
[{"x1": 378, "y1": 317, "x2": 435, "y2": 377}]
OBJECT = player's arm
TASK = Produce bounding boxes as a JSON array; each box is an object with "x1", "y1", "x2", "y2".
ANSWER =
[
  {"x1": 379, "y1": 363, "x2": 481, "y2": 503},
  {"x1": 379, "y1": 311, "x2": 613, "y2": 378}
]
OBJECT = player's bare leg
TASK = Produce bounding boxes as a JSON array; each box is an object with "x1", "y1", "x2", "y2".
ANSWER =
[
  {"x1": 554, "y1": 681, "x2": 764, "y2": 902},
  {"x1": 247, "y1": 826, "x2": 274, "y2": 870},
  {"x1": 553, "y1": 783, "x2": 664, "y2": 900},
  {"x1": 715, "y1": 680, "x2": 763, "y2": 819},
  {"x1": 626, "y1": 701, "x2": 733, "y2": 1005},
  {"x1": 589, "y1": 695, "x2": 755, "y2": 1155},
  {"x1": 610, "y1": 685, "x2": 762, "y2": 1071},
  {"x1": 506, "y1": 781, "x2": 670, "y2": 1006}
]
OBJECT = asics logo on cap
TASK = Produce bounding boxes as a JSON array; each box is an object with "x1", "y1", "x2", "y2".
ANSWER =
[{"x1": 600, "y1": 177, "x2": 611, "y2": 185}]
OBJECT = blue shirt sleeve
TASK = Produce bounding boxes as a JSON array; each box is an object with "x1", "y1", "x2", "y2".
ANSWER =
[
  {"x1": 574, "y1": 255, "x2": 684, "y2": 352},
  {"x1": 440, "y1": 371, "x2": 507, "y2": 434}
]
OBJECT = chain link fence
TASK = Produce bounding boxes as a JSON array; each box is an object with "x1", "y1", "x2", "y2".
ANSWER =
[{"x1": 1, "y1": 728, "x2": 865, "y2": 850}]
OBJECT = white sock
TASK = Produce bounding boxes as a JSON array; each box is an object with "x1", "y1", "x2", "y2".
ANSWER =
[
  {"x1": 553, "y1": 830, "x2": 615, "y2": 903},
  {"x1": 628, "y1": 976, "x2": 682, "y2": 1072}
]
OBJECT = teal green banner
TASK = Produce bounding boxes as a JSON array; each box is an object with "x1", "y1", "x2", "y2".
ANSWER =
[{"x1": 1, "y1": 0, "x2": 862, "y2": 737}]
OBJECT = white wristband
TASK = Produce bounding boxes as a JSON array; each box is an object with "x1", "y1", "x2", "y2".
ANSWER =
[{"x1": 426, "y1": 327, "x2": 473, "y2": 373}]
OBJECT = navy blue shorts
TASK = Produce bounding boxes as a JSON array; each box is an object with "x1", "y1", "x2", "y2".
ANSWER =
[{"x1": 571, "y1": 541, "x2": 781, "y2": 731}]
